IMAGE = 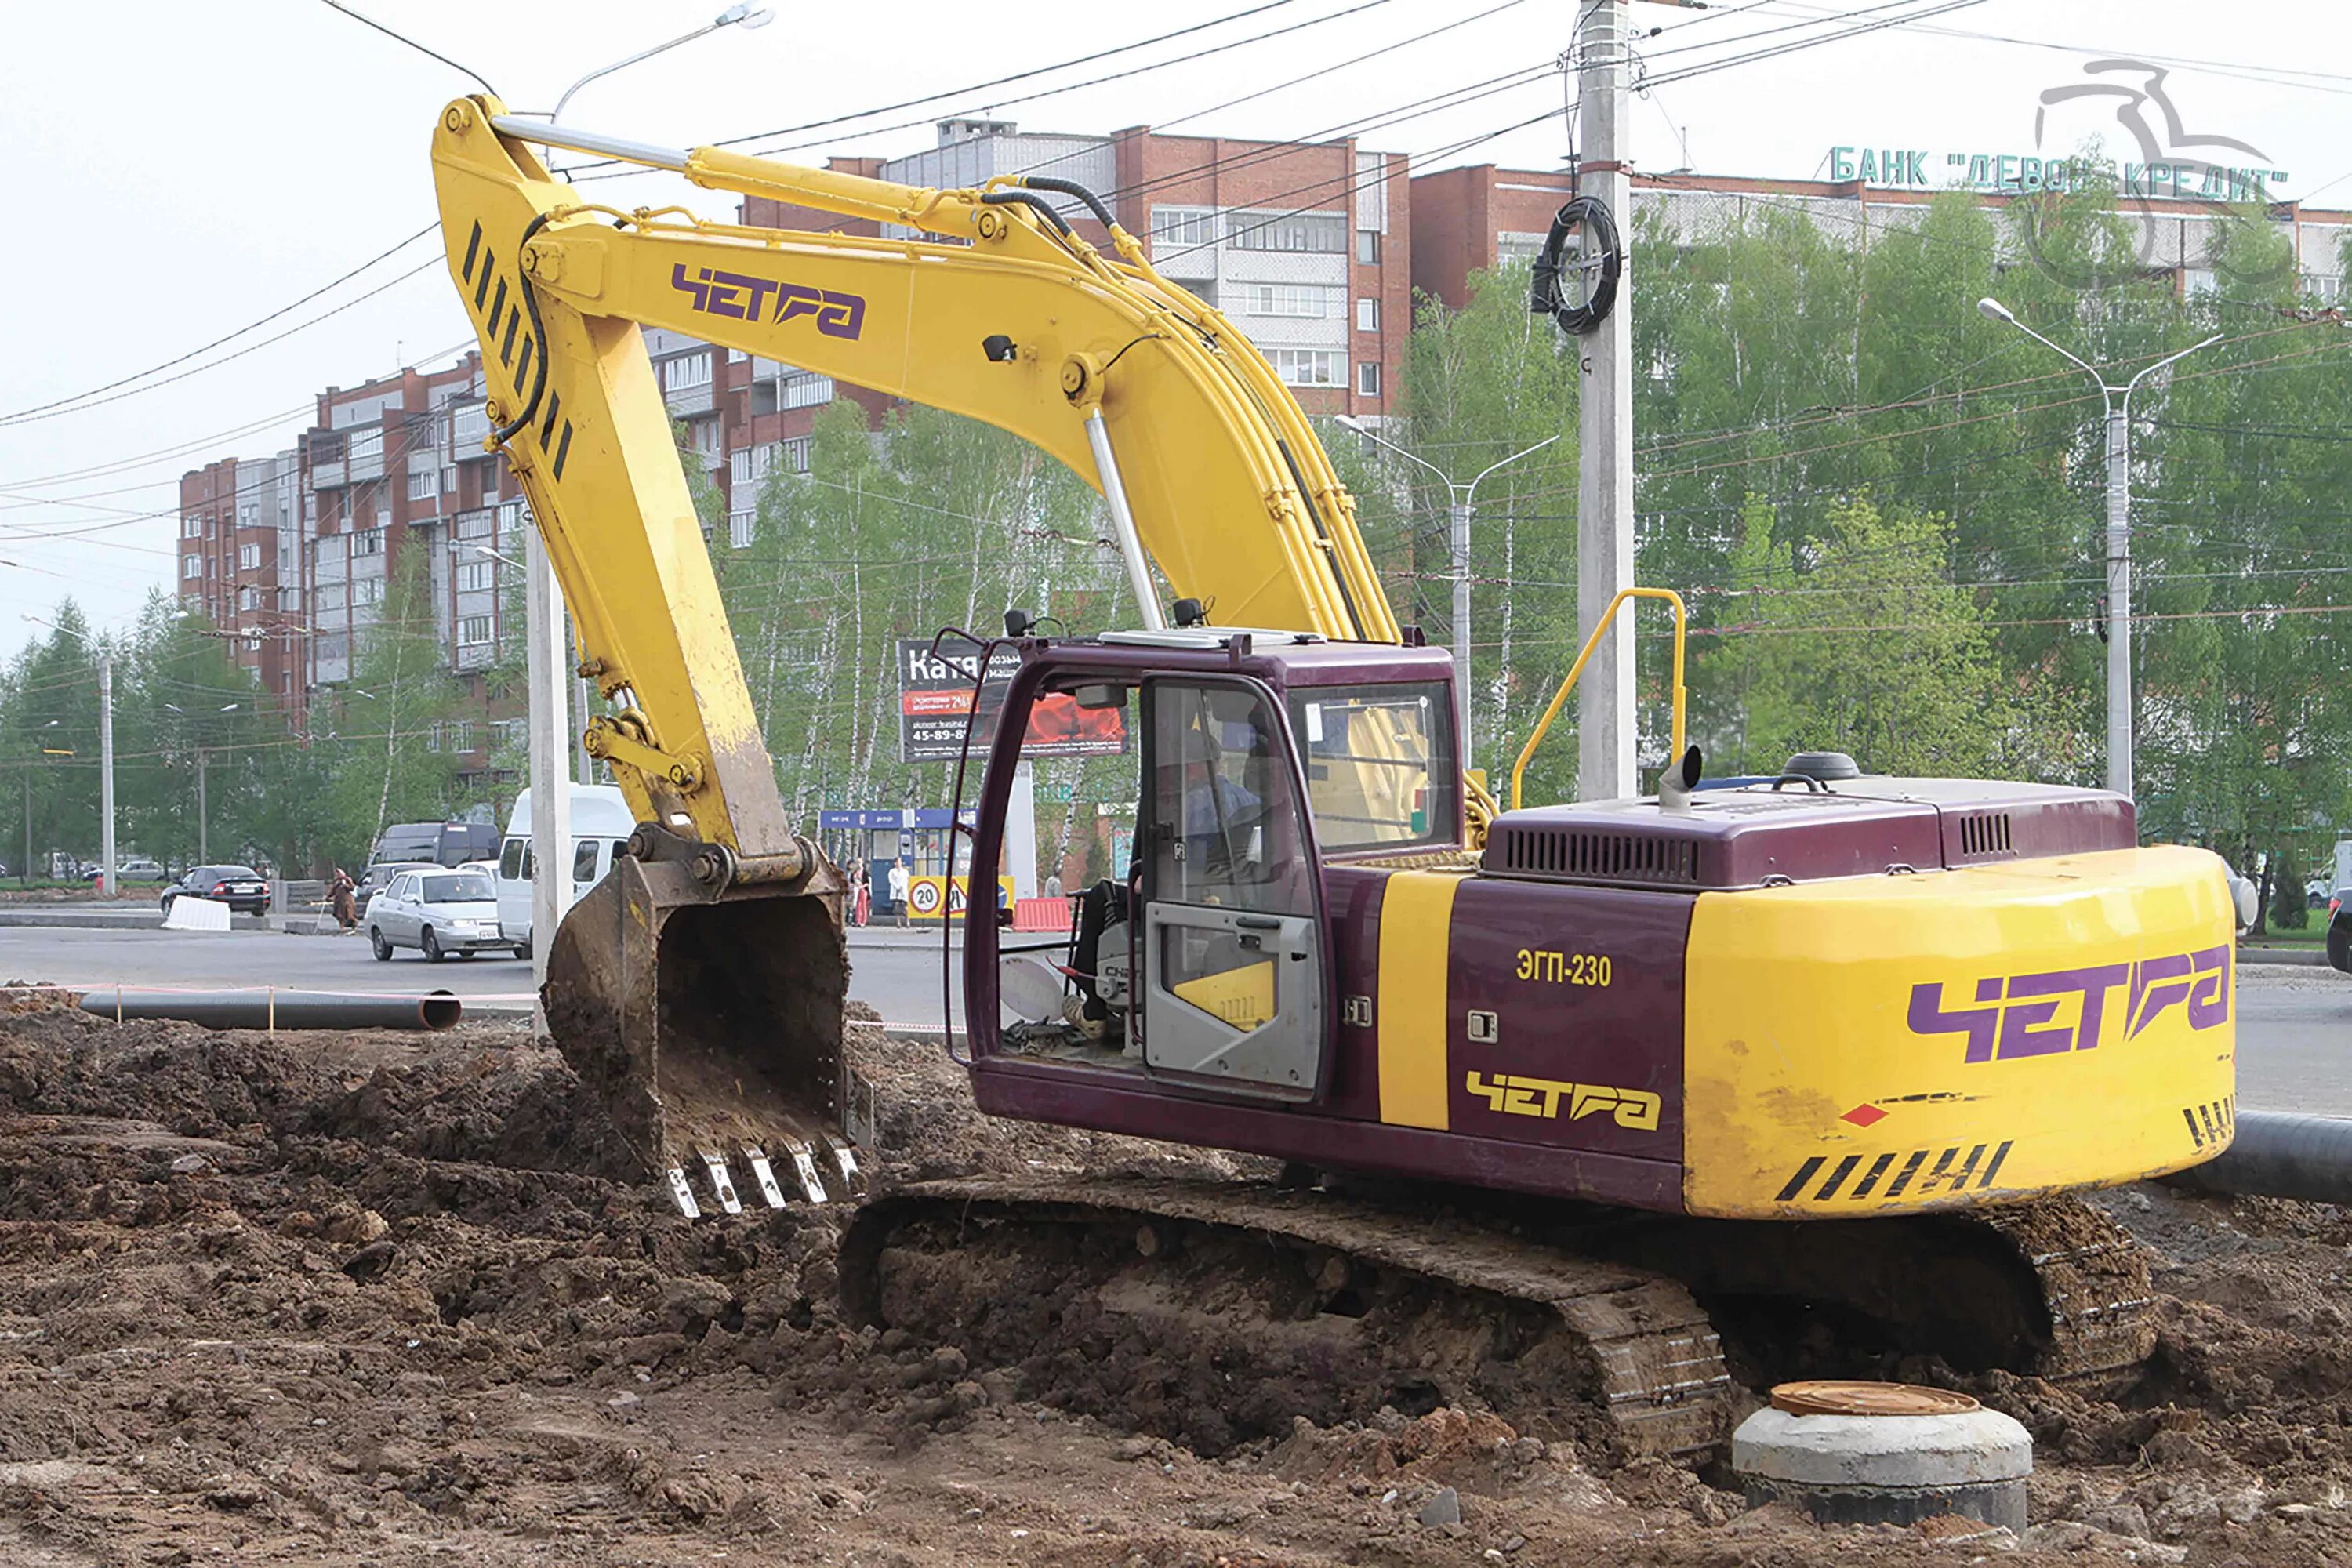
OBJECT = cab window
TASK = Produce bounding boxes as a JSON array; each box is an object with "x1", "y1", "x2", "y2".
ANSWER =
[
  {"x1": 1287, "y1": 682, "x2": 1458, "y2": 852},
  {"x1": 572, "y1": 840, "x2": 601, "y2": 882},
  {"x1": 499, "y1": 838, "x2": 527, "y2": 880},
  {"x1": 1148, "y1": 681, "x2": 1314, "y2": 916}
]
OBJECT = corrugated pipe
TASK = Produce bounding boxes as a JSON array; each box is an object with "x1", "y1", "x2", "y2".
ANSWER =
[
  {"x1": 78, "y1": 988, "x2": 463, "y2": 1032},
  {"x1": 2161, "y1": 1111, "x2": 2352, "y2": 1205}
]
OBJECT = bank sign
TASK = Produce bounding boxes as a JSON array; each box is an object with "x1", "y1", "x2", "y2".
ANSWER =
[
  {"x1": 1826, "y1": 146, "x2": 2288, "y2": 201},
  {"x1": 896, "y1": 640, "x2": 1128, "y2": 764}
]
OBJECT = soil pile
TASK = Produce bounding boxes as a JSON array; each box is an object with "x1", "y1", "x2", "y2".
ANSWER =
[{"x1": 0, "y1": 1002, "x2": 2347, "y2": 1564}]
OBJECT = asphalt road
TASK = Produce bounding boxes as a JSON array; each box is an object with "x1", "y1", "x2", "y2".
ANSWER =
[{"x1": 4, "y1": 924, "x2": 2343, "y2": 1112}]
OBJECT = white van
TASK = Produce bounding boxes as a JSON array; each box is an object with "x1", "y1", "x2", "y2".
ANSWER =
[{"x1": 495, "y1": 784, "x2": 638, "y2": 956}]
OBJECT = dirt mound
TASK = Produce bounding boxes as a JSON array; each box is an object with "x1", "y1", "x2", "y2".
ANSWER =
[{"x1": 0, "y1": 1005, "x2": 2350, "y2": 1563}]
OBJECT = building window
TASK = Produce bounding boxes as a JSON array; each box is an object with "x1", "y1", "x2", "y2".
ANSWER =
[
  {"x1": 238, "y1": 585, "x2": 260, "y2": 611},
  {"x1": 1146, "y1": 207, "x2": 1218, "y2": 252},
  {"x1": 238, "y1": 503, "x2": 256, "y2": 528},
  {"x1": 1356, "y1": 297, "x2": 1380, "y2": 332},
  {"x1": 182, "y1": 554, "x2": 202, "y2": 580},
  {"x1": 1269, "y1": 349, "x2": 1343, "y2": 388},
  {"x1": 456, "y1": 561, "x2": 496, "y2": 593},
  {"x1": 354, "y1": 578, "x2": 386, "y2": 607},
  {"x1": 459, "y1": 615, "x2": 493, "y2": 646},
  {"x1": 1241, "y1": 284, "x2": 1345, "y2": 319},
  {"x1": 780, "y1": 436, "x2": 812, "y2": 473},
  {"x1": 408, "y1": 466, "x2": 439, "y2": 499},
  {"x1": 453, "y1": 403, "x2": 489, "y2": 448},
  {"x1": 319, "y1": 583, "x2": 347, "y2": 612},
  {"x1": 456, "y1": 508, "x2": 493, "y2": 540},
  {"x1": 781, "y1": 371, "x2": 833, "y2": 409},
  {"x1": 244, "y1": 637, "x2": 262, "y2": 653},
  {"x1": 279, "y1": 586, "x2": 302, "y2": 612},
  {"x1": 729, "y1": 509, "x2": 756, "y2": 549},
  {"x1": 353, "y1": 528, "x2": 386, "y2": 557},
  {"x1": 1229, "y1": 210, "x2": 1347, "y2": 254},
  {"x1": 449, "y1": 720, "x2": 477, "y2": 753},
  {"x1": 662, "y1": 353, "x2": 713, "y2": 392},
  {"x1": 1357, "y1": 361, "x2": 1381, "y2": 398},
  {"x1": 426, "y1": 722, "x2": 443, "y2": 753},
  {"x1": 1356, "y1": 230, "x2": 1381, "y2": 265},
  {"x1": 238, "y1": 543, "x2": 262, "y2": 570},
  {"x1": 181, "y1": 516, "x2": 201, "y2": 539},
  {"x1": 348, "y1": 427, "x2": 384, "y2": 463}
]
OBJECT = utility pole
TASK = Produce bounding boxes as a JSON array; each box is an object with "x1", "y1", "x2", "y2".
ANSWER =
[
  {"x1": 525, "y1": 529, "x2": 573, "y2": 990},
  {"x1": 97, "y1": 649, "x2": 114, "y2": 898},
  {"x1": 1573, "y1": 0, "x2": 1636, "y2": 801},
  {"x1": 1335, "y1": 418, "x2": 1556, "y2": 769},
  {"x1": 195, "y1": 750, "x2": 209, "y2": 864},
  {"x1": 1978, "y1": 299, "x2": 2220, "y2": 799}
]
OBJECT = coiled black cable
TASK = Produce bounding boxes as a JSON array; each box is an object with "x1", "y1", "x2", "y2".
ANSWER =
[{"x1": 1530, "y1": 194, "x2": 1621, "y2": 336}]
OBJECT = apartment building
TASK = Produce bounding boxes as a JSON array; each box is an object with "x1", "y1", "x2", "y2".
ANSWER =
[
  {"x1": 1410, "y1": 163, "x2": 2352, "y2": 311},
  {"x1": 174, "y1": 452, "x2": 300, "y2": 702}
]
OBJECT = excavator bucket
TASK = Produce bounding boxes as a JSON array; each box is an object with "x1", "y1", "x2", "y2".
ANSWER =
[{"x1": 543, "y1": 830, "x2": 864, "y2": 1215}]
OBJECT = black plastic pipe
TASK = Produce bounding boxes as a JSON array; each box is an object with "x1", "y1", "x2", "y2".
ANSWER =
[
  {"x1": 78, "y1": 988, "x2": 463, "y2": 1032},
  {"x1": 2161, "y1": 1110, "x2": 2352, "y2": 1205}
]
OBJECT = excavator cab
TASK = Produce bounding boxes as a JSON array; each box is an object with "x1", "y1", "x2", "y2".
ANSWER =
[{"x1": 967, "y1": 630, "x2": 1464, "y2": 1111}]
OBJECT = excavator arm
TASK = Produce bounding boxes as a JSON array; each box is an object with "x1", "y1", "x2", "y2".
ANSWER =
[{"x1": 427, "y1": 99, "x2": 1421, "y2": 1211}]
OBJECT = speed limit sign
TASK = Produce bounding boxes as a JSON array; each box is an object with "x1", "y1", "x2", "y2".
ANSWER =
[{"x1": 907, "y1": 876, "x2": 946, "y2": 917}]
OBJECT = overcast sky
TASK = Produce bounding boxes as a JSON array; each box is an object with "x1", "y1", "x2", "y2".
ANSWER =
[{"x1": 3, "y1": 0, "x2": 2345, "y2": 661}]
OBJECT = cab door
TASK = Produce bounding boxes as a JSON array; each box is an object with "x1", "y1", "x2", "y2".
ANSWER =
[{"x1": 1138, "y1": 677, "x2": 1329, "y2": 1101}]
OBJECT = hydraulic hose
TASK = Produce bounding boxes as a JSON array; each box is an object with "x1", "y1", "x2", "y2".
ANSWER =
[
  {"x1": 78, "y1": 989, "x2": 464, "y2": 1032},
  {"x1": 492, "y1": 211, "x2": 554, "y2": 445},
  {"x1": 2162, "y1": 1111, "x2": 2352, "y2": 1205},
  {"x1": 1531, "y1": 195, "x2": 1621, "y2": 336},
  {"x1": 1015, "y1": 176, "x2": 1118, "y2": 231}
]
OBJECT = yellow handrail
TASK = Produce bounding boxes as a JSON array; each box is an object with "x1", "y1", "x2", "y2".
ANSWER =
[{"x1": 1509, "y1": 587, "x2": 1687, "y2": 811}]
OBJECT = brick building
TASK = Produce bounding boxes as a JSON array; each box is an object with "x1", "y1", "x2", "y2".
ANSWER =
[
  {"x1": 1410, "y1": 163, "x2": 2352, "y2": 311},
  {"x1": 174, "y1": 451, "x2": 300, "y2": 703}
]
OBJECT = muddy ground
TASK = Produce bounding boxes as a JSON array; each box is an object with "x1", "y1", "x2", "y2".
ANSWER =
[{"x1": 0, "y1": 991, "x2": 2347, "y2": 1566}]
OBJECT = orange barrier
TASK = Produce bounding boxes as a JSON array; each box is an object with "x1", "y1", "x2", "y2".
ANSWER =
[{"x1": 1013, "y1": 898, "x2": 1073, "y2": 932}]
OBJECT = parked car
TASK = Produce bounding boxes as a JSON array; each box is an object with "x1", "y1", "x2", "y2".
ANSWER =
[
  {"x1": 2328, "y1": 893, "x2": 2350, "y2": 975},
  {"x1": 495, "y1": 784, "x2": 637, "y2": 956},
  {"x1": 159, "y1": 864, "x2": 270, "y2": 916},
  {"x1": 370, "y1": 821, "x2": 501, "y2": 870},
  {"x1": 364, "y1": 866, "x2": 506, "y2": 961},
  {"x1": 85, "y1": 857, "x2": 169, "y2": 884},
  {"x1": 353, "y1": 860, "x2": 430, "y2": 921}
]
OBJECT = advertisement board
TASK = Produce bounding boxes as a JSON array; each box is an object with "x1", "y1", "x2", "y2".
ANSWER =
[{"x1": 897, "y1": 639, "x2": 1127, "y2": 763}]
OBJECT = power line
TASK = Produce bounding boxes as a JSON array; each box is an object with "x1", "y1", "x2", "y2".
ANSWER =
[{"x1": 0, "y1": 224, "x2": 440, "y2": 428}]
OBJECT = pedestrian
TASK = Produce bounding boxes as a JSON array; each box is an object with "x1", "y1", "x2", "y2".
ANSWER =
[
  {"x1": 1044, "y1": 870, "x2": 1063, "y2": 900},
  {"x1": 851, "y1": 861, "x2": 872, "y2": 927},
  {"x1": 887, "y1": 857, "x2": 910, "y2": 927},
  {"x1": 328, "y1": 867, "x2": 358, "y2": 933}
]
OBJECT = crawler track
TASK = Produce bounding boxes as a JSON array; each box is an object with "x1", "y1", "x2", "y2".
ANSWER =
[{"x1": 842, "y1": 1176, "x2": 1733, "y2": 1460}]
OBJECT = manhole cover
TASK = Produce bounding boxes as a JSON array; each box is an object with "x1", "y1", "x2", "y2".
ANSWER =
[{"x1": 1769, "y1": 1380, "x2": 1981, "y2": 1417}]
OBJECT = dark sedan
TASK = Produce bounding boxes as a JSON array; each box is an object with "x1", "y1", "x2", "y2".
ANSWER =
[
  {"x1": 160, "y1": 864, "x2": 270, "y2": 916},
  {"x1": 2329, "y1": 894, "x2": 2350, "y2": 975}
]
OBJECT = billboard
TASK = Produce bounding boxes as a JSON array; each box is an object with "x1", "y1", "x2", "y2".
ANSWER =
[{"x1": 897, "y1": 639, "x2": 1127, "y2": 763}]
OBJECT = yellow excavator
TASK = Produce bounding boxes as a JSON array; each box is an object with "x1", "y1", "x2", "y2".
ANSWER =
[{"x1": 430, "y1": 102, "x2": 2237, "y2": 1454}]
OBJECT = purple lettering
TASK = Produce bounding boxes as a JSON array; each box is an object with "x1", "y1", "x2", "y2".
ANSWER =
[
  {"x1": 816, "y1": 289, "x2": 866, "y2": 340},
  {"x1": 670, "y1": 262, "x2": 711, "y2": 311},
  {"x1": 1996, "y1": 995, "x2": 2070, "y2": 1058},
  {"x1": 2129, "y1": 953, "x2": 2194, "y2": 1039},
  {"x1": 2004, "y1": 964, "x2": 2129, "y2": 1054},
  {"x1": 1908, "y1": 977, "x2": 2002, "y2": 1064},
  {"x1": 775, "y1": 283, "x2": 825, "y2": 325},
  {"x1": 2187, "y1": 944, "x2": 2230, "y2": 1029}
]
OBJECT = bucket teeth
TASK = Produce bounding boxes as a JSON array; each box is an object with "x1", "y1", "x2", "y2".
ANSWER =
[
  {"x1": 699, "y1": 1151, "x2": 745, "y2": 1214},
  {"x1": 782, "y1": 1138, "x2": 829, "y2": 1204},
  {"x1": 745, "y1": 1148, "x2": 789, "y2": 1210},
  {"x1": 822, "y1": 1134, "x2": 866, "y2": 1196},
  {"x1": 666, "y1": 1167, "x2": 702, "y2": 1219}
]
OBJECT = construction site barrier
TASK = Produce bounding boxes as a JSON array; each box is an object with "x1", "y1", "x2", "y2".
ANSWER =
[{"x1": 1011, "y1": 898, "x2": 1073, "y2": 932}]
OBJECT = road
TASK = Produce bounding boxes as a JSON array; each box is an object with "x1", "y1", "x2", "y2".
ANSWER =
[{"x1": 3, "y1": 924, "x2": 2343, "y2": 1112}]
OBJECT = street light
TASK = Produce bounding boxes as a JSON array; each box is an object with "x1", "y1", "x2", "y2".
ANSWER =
[
  {"x1": 22, "y1": 612, "x2": 114, "y2": 897},
  {"x1": 549, "y1": 5, "x2": 775, "y2": 123},
  {"x1": 1976, "y1": 298, "x2": 2223, "y2": 800},
  {"x1": 1334, "y1": 418, "x2": 1559, "y2": 769}
]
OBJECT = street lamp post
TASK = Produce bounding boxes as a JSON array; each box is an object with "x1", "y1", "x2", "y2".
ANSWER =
[
  {"x1": 1976, "y1": 299, "x2": 2221, "y2": 800},
  {"x1": 549, "y1": 4, "x2": 775, "y2": 122},
  {"x1": 1335, "y1": 418, "x2": 1559, "y2": 770}
]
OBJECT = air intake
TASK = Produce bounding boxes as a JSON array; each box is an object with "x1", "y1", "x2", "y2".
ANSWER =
[
  {"x1": 1955, "y1": 811, "x2": 2015, "y2": 859},
  {"x1": 1496, "y1": 826, "x2": 1703, "y2": 886}
]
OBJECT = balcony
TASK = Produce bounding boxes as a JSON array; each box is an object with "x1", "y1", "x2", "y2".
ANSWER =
[{"x1": 310, "y1": 459, "x2": 346, "y2": 489}]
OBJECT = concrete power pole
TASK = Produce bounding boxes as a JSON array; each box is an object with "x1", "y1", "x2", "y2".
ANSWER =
[
  {"x1": 1574, "y1": 0, "x2": 1636, "y2": 801},
  {"x1": 98, "y1": 651, "x2": 115, "y2": 898},
  {"x1": 196, "y1": 750, "x2": 209, "y2": 865},
  {"x1": 525, "y1": 530, "x2": 573, "y2": 989}
]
